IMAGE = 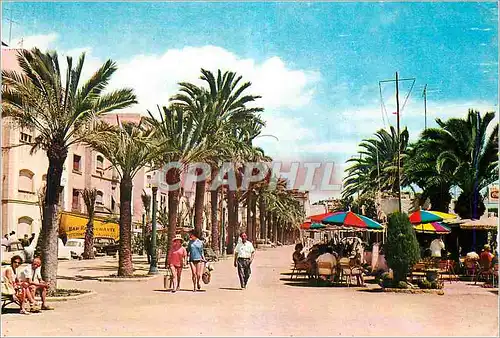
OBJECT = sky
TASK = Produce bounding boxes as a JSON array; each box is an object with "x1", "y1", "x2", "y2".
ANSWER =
[{"x1": 2, "y1": 1, "x2": 498, "y2": 202}]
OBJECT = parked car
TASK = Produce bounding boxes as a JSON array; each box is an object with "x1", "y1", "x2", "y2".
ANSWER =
[
  {"x1": 93, "y1": 237, "x2": 119, "y2": 256},
  {"x1": 65, "y1": 239, "x2": 97, "y2": 259},
  {"x1": 1, "y1": 241, "x2": 27, "y2": 265},
  {"x1": 58, "y1": 238, "x2": 72, "y2": 260}
]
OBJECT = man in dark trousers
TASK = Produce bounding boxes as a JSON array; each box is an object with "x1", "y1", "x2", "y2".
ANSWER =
[{"x1": 233, "y1": 232, "x2": 255, "y2": 290}]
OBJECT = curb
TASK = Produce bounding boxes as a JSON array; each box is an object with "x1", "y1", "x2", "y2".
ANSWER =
[
  {"x1": 98, "y1": 274, "x2": 162, "y2": 283},
  {"x1": 37, "y1": 290, "x2": 97, "y2": 302},
  {"x1": 382, "y1": 288, "x2": 445, "y2": 295}
]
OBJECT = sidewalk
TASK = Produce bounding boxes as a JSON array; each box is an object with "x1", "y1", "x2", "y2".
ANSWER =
[{"x1": 2, "y1": 245, "x2": 498, "y2": 336}]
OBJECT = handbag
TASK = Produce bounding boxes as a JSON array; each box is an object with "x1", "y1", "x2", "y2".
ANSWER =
[
  {"x1": 202, "y1": 268, "x2": 211, "y2": 284},
  {"x1": 1, "y1": 280, "x2": 15, "y2": 296}
]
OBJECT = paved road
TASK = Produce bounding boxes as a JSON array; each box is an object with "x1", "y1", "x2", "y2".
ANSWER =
[{"x1": 2, "y1": 245, "x2": 498, "y2": 336}]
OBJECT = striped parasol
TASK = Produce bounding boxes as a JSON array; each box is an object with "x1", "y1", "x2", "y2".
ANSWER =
[
  {"x1": 413, "y1": 222, "x2": 451, "y2": 234},
  {"x1": 409, "y1": 210, "x2": 457, "y2": 225},
  {"x1": 321, "y1": 211, "x2": 384, "y2": 231}
]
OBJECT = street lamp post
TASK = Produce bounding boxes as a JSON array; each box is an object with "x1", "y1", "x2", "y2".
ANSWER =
[{"x1": 148, "y1": 173, "x2": 159, "y2": 275}]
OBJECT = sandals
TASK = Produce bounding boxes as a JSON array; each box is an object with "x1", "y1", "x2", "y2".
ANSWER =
[{"x1": 19, "y1": 309, "x2": 30, "y2": 315}]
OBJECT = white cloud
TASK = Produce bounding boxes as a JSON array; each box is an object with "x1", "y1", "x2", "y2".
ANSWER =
[
  {"x1": 109, "y1": 45, "x2": 320, "y2": 114},
  {"x1": 11, "y1": 33, "x2": 58, "y2": 51},
  {"x1": 469, "y1": 27, "x2": 492, "y2": 32}
]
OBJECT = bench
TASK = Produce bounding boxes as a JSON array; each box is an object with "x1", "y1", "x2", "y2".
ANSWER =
[{"x1": 1, "y1": 294, "x2": 17, "y2": 310}]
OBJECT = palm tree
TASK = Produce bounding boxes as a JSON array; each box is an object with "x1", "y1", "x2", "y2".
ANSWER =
[
  {"x1": 171, "y1": 68, "x2": 264, "y2": 248},
  {"x1": 2, "y1": 48, "x2": 136, "y2": 290},
  {"x1": 405, "y1": 139, "x2": 454, "y2": 212},
  {"x1": 140, "y1": 191, "x2": 151, "y2": 258},
  {"x1": 86, "y1": 120, "x2": 161, "y2": 276},
  {"x1": 415, "y1": 110, "x2": 498, "y2": 218},
  {"x1": 81, "y1": 188, "x2": 97, "y2": 259},
  {"x1": 144, "y1": 105, "x2": 211, "y2": 261},
  {"x1": 342, "y1": 126, "x2": 409, "y2": 199}
]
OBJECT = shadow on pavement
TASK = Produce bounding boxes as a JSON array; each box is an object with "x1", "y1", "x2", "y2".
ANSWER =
[
  {"x1": 57, "y1": 275, "x2": 102, "y2": 281},
  {"x1": 219, "y1": 287, "x2": 242, "y2": 291},
  {"x1": 356, "y1": 288, "x2": 383, "y2": 293},
  {"x1": 1, "y1": 307, "x2": 22, "y2": 315},
  {"x1": 153, "y1": 289, "x2": 207, "y2": 293}
]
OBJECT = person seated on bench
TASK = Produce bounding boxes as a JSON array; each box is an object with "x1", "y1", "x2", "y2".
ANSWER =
[
  {"x1": 2, "y1": 255, "x2": 31, "y2": 315},
  {"x1": 18, "y1": 257, "x2": 54, "y2": 310}
]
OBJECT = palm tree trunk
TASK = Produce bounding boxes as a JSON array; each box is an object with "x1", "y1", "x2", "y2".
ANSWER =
[
  {"x1": 246, "y1": 191, "x2": 253, "y2": 242},
  {"x1": 267, "y1": 211, "x2": 272, "y2": 243},
  {"x1": 41, "y1": 146, "x2": 66, "y2": 294},
  {"x1": 272, "y1": 214, "x2": 278, "y2": 244},
  {"x1": 194, "y1": 177, "x2": 206, "y2": 238},
  {"x1": 210, "y1": 188, "x2": 220, "y2": 255},
  {"x1": 251, "y1": 194, "x2": 257, "y2": 245},
  {"x1": 118, "y1": 175, "x2": 134, "y2": 276},
  {"x1": 167, "y1": 168, "x2": 181, "y2": 259},
  {"x1": 227, "y1": 189, "x2": 236, "y2": 254},
  {"x1": 83, "y1": 218, "x2": 95, "y2": 259},
  {"x1": 259, "y1": 197, "x2": 266, "y2": 243}
]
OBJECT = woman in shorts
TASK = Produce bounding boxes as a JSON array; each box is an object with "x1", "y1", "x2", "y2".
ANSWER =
[
  {"x1": 187, "y1": 229, "x2": 205, "y2": 292},
  {"x1": 168, "y1": 234, "x2": 187, "y2": 293}
]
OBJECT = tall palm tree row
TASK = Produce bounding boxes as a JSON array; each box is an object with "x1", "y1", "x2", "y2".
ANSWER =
[
  {"x1": 2, "y1": 48, "x2": 137, "y2": 290},
  {"x1": 86, "y1": 120, "x2": 163, "y2": 276},
  {"x1": 143, "y1": 104, "x2": 213, "y2": 261},
  {"x1": 171, "y1": 68, "x2": 265, "y2": 255}
]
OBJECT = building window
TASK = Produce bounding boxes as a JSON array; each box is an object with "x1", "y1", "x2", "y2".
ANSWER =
[
  {"x1": 73, "y1": 155, "x2": 81, "y2": 172},
  {"x1": 96, "y1": 191, "x2": 104, "y2": 205},
  {"x1": 19, "y1": 132, "x2": 32, "y2": 143},
  {"x1": 96, "y1": 155, "x2": 104, "y2": 171},
  {"x1": 18, "y1": 169, "x2": 34, "y2": 193},
  {"x1": 111, "y1": 196, "x2": 116, "y2": 212},
  {"x1": 72, "y1": 189, "x2": 80, "y2": 211},
  {"x1": 17, "y1": 216, "x2": 33, "y2": 237}
]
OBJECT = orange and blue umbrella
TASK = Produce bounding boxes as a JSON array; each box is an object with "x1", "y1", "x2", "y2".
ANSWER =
[
  {"x1": 414, "y1": 222, "x2": 451, "y2": 234},
  {"x1": 321, "y1": 211, "x2": 384, "y2": 231},
  {"x1": 409, "y1": 210, "x2": 456, "y2": 225},
  {"x1": 309, "y1": 212, "x2": 338, "y2": 222},
  {"x1": 300, "y1": 221, "x2": 326, "y2": 230}
]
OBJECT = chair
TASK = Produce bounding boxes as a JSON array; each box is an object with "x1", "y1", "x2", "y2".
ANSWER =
[
  {"x1": 474, "y1": 259, "x2": 492, "y2": 285},
  {"x1": 438, "y1": 260, "x2": 458, "y2": 283},
  {"x1": 338, "y1": 257, "x2": 353, "y2": 287},
  {"x1": 464, "y1": 259, "x2": 480, "y2": 281},
  {"x1": 291, "y1": 260, "x2": 311, "y2": 280},
  {"x1": 409, "y1": 262, "x2": 426, "y2": 283}
]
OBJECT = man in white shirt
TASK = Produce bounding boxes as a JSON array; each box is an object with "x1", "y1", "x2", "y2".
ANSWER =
[
  {"x1": 234, "y1": 232, "x2": 255, "y2": 289},
  {"x1": 18, "y1": 257, "x2": 54, "y2": 310},
  {"x1": 430, "y1": 238, "x2": 445, "y2": 258},
  {"x1": 8, "y1": 231, "x2": 17, "y2": 243}
]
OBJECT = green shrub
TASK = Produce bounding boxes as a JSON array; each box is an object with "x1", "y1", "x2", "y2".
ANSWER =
[
  {"x1": 419, "y1": 279, "x2": 432, "y2": 289},
  {"x1": 380, "y1": 272, "x2": 394, "y2": 288},
  {"x1": 385, "y1": 212, "x2": 420, "y2": 283},
  {"x1": 397, "y1": 281, "x2": 409, "y2": 289}
]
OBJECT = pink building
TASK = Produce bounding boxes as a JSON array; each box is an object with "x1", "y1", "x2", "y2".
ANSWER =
[{"x1": 1, "y1": 47, "x2": 148, "y2": 238}]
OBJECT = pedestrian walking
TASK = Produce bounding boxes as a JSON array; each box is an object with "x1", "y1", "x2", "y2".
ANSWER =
[
  {"x1": 187, "y1": 229, "x2": 205, "y2": 292},
  {"x1": 167, "y1": 234, "x2": 187, "y2": 293},
  {"x1": 234, "y1": 232, "x2": 255, "y2": 290}
]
